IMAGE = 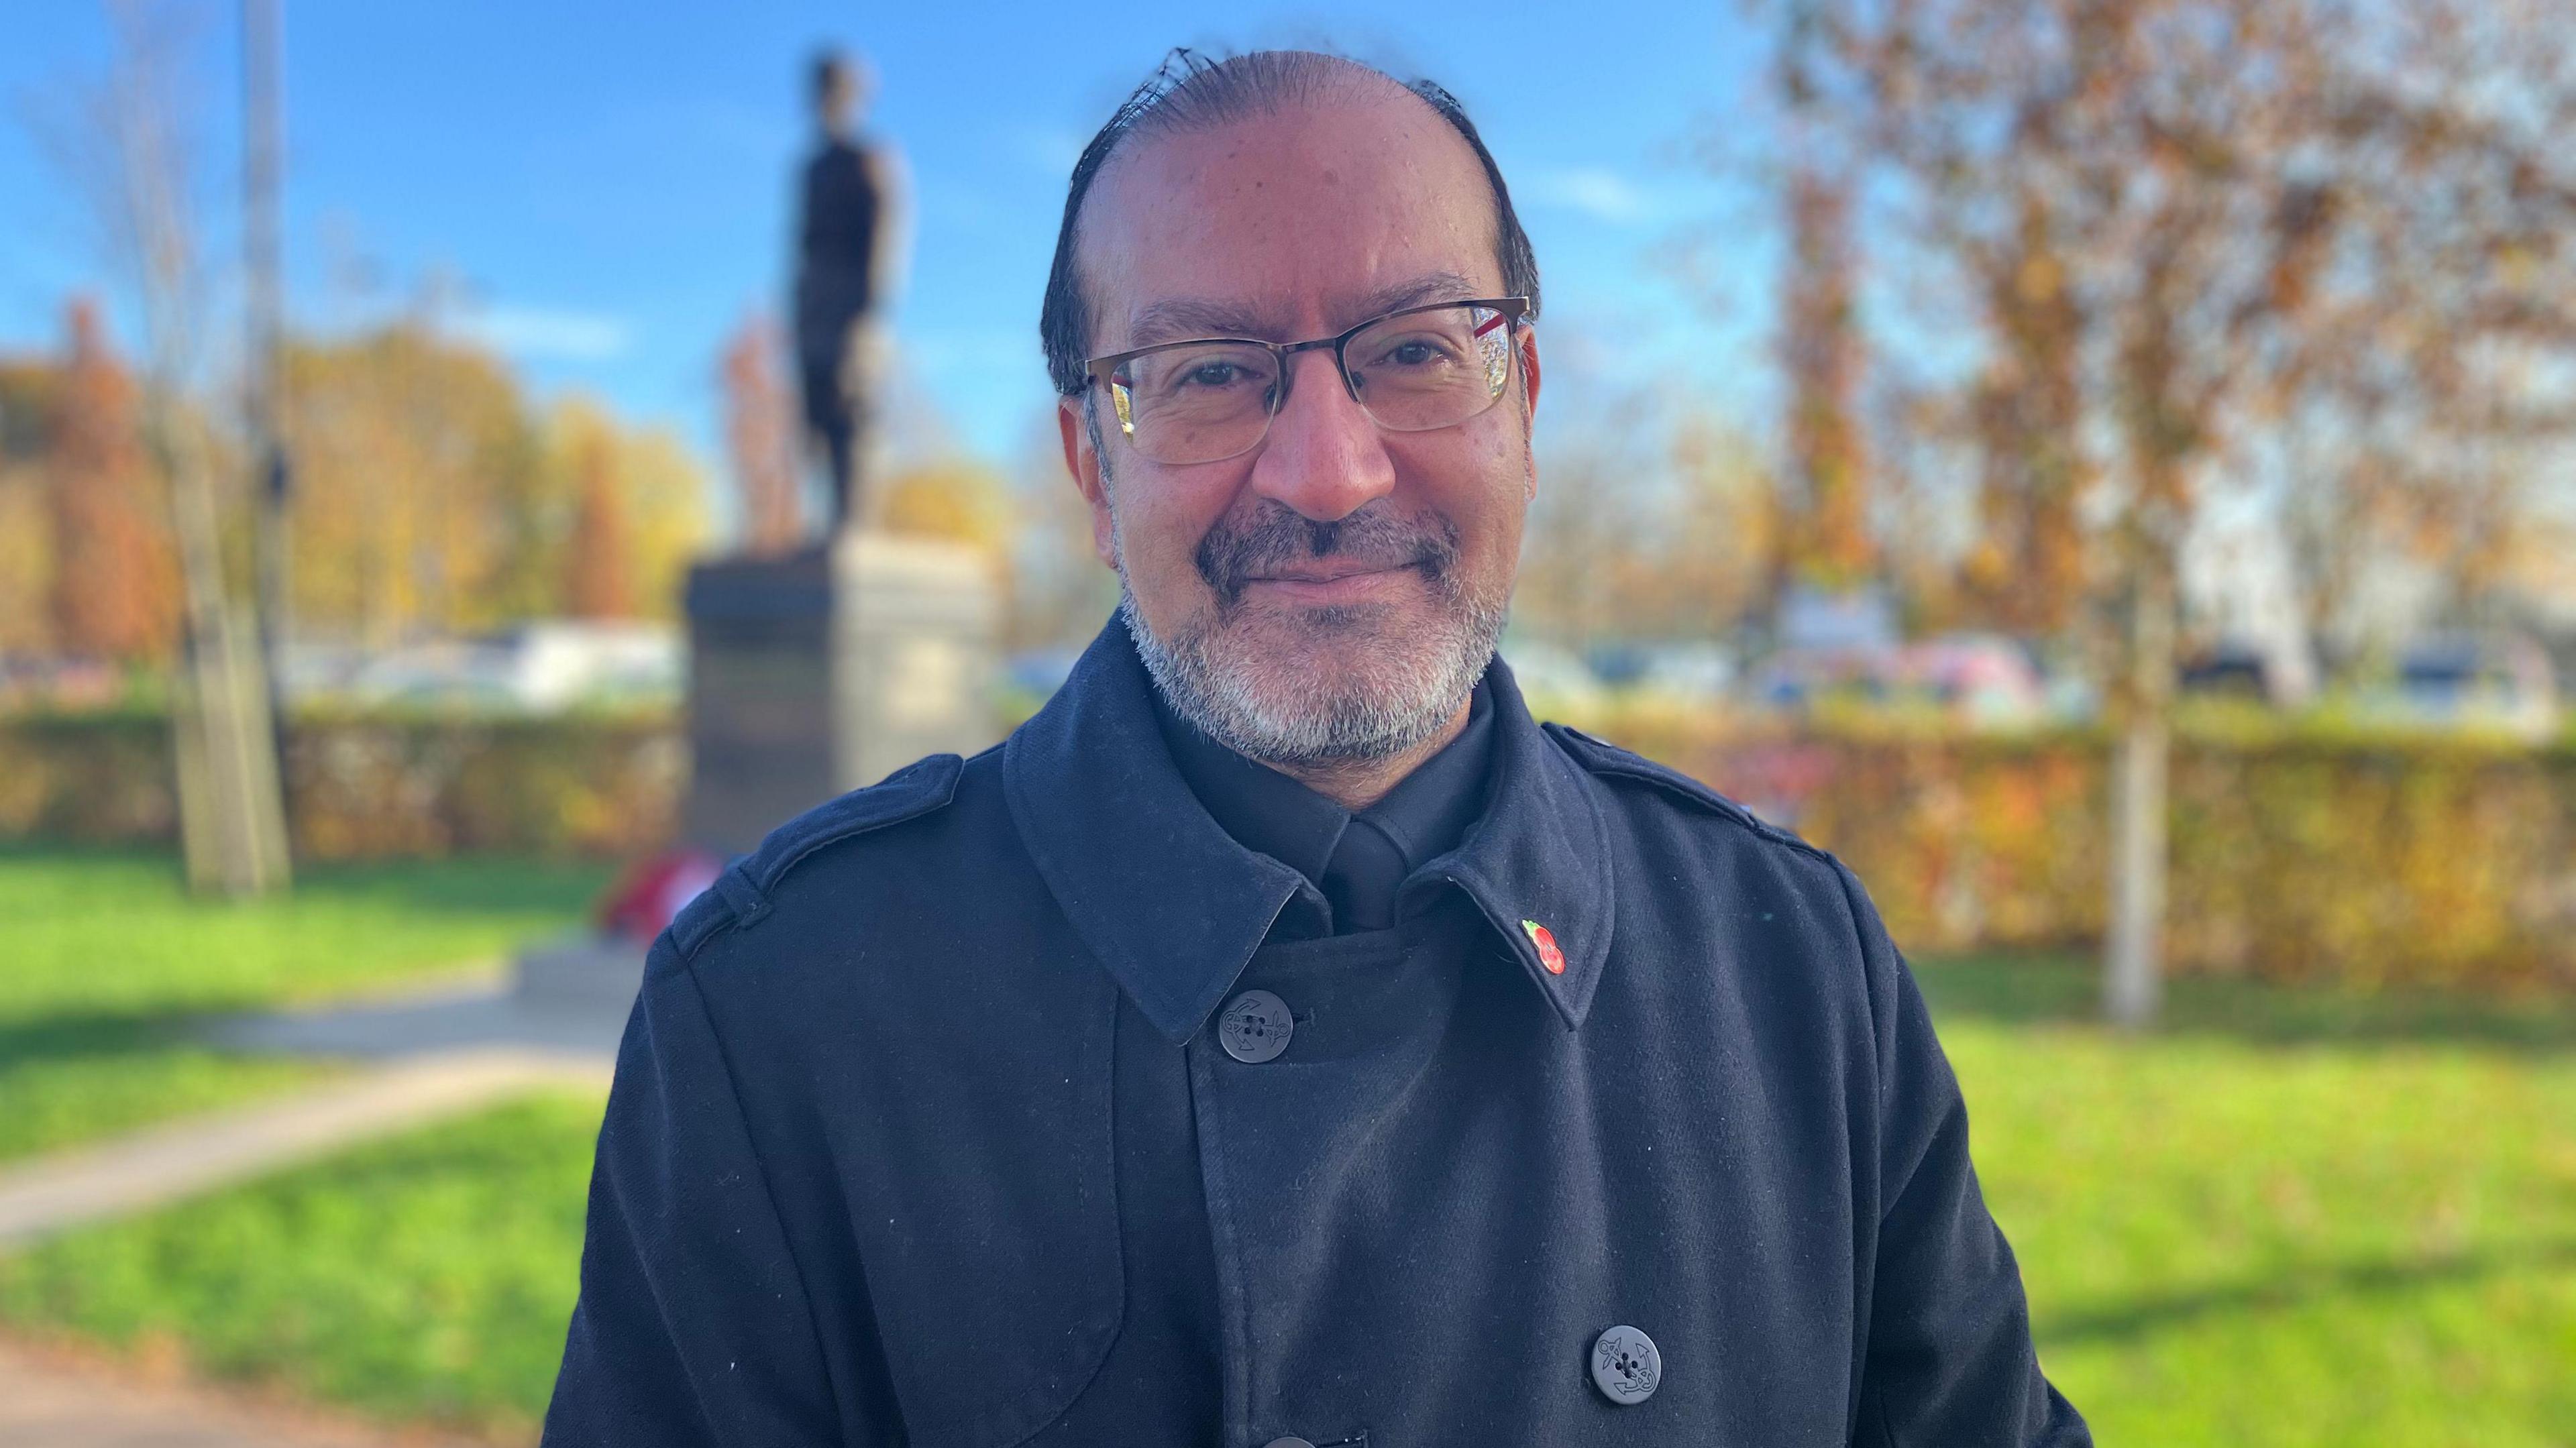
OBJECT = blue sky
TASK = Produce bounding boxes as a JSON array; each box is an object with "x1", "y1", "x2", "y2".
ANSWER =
[{"x1": 1, "y1": 1, "x2": 1780, "y2": 512}]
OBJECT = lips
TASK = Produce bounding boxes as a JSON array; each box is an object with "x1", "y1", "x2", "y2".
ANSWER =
[
  {"x1": 1240, "y1": 563, "x2": 1423, "y2": 605},
  {"x1": 1248, "y1": 562, "x2": 1411, "y2": 586}
]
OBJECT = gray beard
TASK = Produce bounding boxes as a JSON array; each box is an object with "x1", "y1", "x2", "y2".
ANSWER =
[
  {"x1": 1090, "y1": 408, "x2": 1507, "y2": 770},
  {"x1": 1117, "y1": 577, "x2": 1504, "y2": 771}
]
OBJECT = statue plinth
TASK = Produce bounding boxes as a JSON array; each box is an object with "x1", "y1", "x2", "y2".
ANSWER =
[{"x1": 680, "y1": 531, "x2": 1002, "y2": 856}]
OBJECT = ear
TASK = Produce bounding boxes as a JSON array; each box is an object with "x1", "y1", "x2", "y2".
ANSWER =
[{"x1": 1058, "y1": 393, "x2": 1120, "y2": 567}]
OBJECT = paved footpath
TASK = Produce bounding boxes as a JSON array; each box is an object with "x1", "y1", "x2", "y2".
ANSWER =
[
  {"x1": 0, "y1": 954, "x2": 631, "y2": 1443},
  {"x1": 0, "y1": 1048, "x2": 609, "y2": 1249},
  {"x1": 0, "y1": 1334, "x2": 507, "y2": 1447}
]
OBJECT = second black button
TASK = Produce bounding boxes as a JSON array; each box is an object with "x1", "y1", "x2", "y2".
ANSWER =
[{"x1": 1218, "y1": 989, "x2": 1293, "y2": 1063}]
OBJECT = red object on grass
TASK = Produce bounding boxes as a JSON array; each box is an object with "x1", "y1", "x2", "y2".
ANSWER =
[{"x1": 597, "y1": 848, "x2": 724, "y2": 944}]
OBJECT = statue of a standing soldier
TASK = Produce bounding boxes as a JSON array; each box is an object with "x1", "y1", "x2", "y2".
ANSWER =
[{"x1": 793, "y1": 50, "x2": 903, "y2": 531}]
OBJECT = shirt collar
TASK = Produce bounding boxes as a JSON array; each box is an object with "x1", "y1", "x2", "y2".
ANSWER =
[
  {"x1": 1150, "y1": 677, "x2": 1497, "y2": 928},
  {"x1": 1150, "y1": 691, "x2": 1349, "y2": 890},
  {"x1": 1004, "y1": 618, "x2": 1617, "y2": 1042},
  {"x1": 1356, "y1": 681, "x2": 1493, "y2": 871}
]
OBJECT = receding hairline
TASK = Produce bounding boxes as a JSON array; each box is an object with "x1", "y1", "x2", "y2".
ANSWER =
[
  {"x1": 1065, "y1": 58, "x2": 1499, "y2": 346},
  {"x1": 1040, "y1": 48, "x2": 1542, "y2": 396},
  {"x1": 1120, "y1": 49, "x2": 1417, "y2": 130}
]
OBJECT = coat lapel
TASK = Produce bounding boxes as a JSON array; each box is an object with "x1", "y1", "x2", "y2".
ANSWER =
[{"x1": 1006, "y1": 618, "x2": 1621, "y2": 1039}]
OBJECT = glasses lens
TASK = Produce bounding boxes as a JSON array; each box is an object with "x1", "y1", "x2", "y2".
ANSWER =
[
  {"x1": 1116, "y1": 341, "x2": 1283, "y2": 463},
  {"x1": 1344, "y1": 304, "x2": 1514, "y2": 432}
]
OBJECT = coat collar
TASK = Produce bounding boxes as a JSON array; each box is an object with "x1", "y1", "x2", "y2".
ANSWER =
[{"x1": 1004, "y1": 618, "x2": 1617, "y2": 1042}]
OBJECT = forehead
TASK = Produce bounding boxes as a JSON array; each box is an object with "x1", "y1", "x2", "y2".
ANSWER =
[{"x1": 1079, "y1": 95, "x2": 1502, "y2": 351}]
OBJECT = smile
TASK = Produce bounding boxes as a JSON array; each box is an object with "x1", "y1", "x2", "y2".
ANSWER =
[{"x1": 1238, "y1": 564, "x2": 1422, "y2": 606}]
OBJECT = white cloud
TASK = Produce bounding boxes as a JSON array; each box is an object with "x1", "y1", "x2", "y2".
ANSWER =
[
  {"x1": 1521, "y1": 167, "x2": 1662, "y2": 227},
  {"x1": 445, "y1": 305, "x2": 634, "y2": 362},
  {"x1": 1013, "y1": 125, "x2": 1088, "y2": 176}
]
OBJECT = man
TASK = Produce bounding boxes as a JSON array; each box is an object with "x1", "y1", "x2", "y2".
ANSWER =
[
  {"x1": 547, "y1": 49, "x2": 2088, "y2": 1447},
  {"x1": 792, "y1": 49, "x2": 901, "y2": 528}
]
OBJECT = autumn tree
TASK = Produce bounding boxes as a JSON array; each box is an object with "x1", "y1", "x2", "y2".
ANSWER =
[
  {"x1": 562, "y1": 425, "x2": 636, "y2": 620},
  {"x1": 1776, "y1": 0, "x2": 2576, "y2": 1021},
  {"x1": 46, "y1": 298, "x2": 179, "y2": 662},
  {"x1": 879, "y1": 457, "x2": 1011, "y2": 550},
  {"x1": 1517, "y1": 392, "x2": 1778, "y2": 647},
  {"x1": 1774, "y1": 1, "x2": 1876, "y2": 595},
  {"x1": 282, "y1": 323, "x2": 535, "y2": 642},
  {"x1": 539, "y1": 394, "x2": 707, "y2": 622},
  {"x1": 1958, "y1": 192, "x2": 2090, "y2": 636},
  {"x1": 0, "y1": 362, "x2": 56, "y2": 654},
  {"x1": 280, "y1": 329, "x2": 707, "y2": 634}
]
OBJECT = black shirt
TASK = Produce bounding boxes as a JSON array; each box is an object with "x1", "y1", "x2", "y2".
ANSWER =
[{"x1": 1151, "y1": 681, "x2": 1496, "y2": 935}]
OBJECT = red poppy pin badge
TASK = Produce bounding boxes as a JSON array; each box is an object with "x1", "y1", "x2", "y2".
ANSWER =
[{"x1": 1521, "y1": 919, "x2": 1567, "y2": 975}]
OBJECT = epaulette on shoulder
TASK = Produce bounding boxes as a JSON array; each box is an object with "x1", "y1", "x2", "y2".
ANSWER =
[
  {"x1": 1542, "y1": 722, "x2": 1834, "y2": 867},
  {"x1": 668, "y1": 752, "x2": 963, "y2": 959}
]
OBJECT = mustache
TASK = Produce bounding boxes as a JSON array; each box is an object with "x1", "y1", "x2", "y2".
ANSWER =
[{"x1": 1194, "y1": 501, "x2": 1462, "y2": 606}]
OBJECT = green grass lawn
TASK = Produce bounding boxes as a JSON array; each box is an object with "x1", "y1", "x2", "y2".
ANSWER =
[
  {"x1": 0, "y1": 846, "x2": 609, "y2": 1162},
  {"x1": 1920, "y1": 958, "x2": 2576, "y2": 1447},
  {"x1": 0, "y1": 1091, "x2": 604, "y2": 1441},
  {"x1": 0, "y1": 930, "x2": 2569, "y2": 1445}
]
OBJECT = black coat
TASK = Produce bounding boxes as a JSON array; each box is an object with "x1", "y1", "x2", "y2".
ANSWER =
[{"x1": 544, "y1": 622, "x2": 2088, "y2": 1447}]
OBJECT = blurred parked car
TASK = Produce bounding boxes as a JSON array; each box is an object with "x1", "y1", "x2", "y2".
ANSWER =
[
  {"x1": 1897, "y1": 634, "x2": 2049, "y2": 725},
  {"x1": 275, "y1": 641, "x2": 374, "y2": 702},
  {"x1": 1587, "y1": 641, "x2": 1736, "y2": 704},
  {"x1": 2180, "y1": 640, "x2": 2273, "y2": 702},
  {"x1": 1756, "y1": 632, "x2": 2047, "y2": 726},
  {"x1": 2180, "y1": 635, "x2": 2317, "y2": 708},
  {"x1": 2361, "y1": 632, "x2": 2559, "y2": 738},
  {"x1": 0, "y1": 653, "x2": 123, "y2": 710},
  {"x1": 1776, "y1": 584, "x2": 1899, "y2": 654}
]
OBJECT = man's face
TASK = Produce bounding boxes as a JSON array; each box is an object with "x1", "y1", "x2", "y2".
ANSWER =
[{"x1": 1059, "y1": 93, "x2": 1541, "y2": 768}]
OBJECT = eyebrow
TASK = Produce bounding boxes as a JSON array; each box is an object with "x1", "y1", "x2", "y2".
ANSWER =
[{"x1": 1120, "y1": 270, "x2": 1485, "y2": 351}]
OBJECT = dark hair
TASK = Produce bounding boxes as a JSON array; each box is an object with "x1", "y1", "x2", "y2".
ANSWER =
[
  {"x1": 1038, "y1": 48, "x2": 1542, "y2": 398},
  {"x1": 811, "y1": 50, "x2": 847, "y2": 102}
]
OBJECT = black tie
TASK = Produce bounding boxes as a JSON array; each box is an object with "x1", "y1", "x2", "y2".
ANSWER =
[{"x1": 1320, "y1": 815, "x2": 1409, "y2": 932}]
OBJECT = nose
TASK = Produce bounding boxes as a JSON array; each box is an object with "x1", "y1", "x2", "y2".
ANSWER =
[{"x1": 1246, "y1": 349, "x2": 1397, "y2": 522}]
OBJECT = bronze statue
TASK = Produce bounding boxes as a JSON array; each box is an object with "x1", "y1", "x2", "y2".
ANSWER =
[{"x1": 793, "y1": 50, "x2": 902, "y2": 530}]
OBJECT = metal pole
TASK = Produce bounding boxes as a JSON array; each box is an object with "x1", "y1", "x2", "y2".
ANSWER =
[
  {"x1": 241, "y1": 0, "x2": 299, "y2": 873},
  {"x1": 244, "y1": 0, "x2": 290, "y2": 689}
]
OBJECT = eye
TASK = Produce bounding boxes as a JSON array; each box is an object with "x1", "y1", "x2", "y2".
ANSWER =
[
  {"x1": 1372, "y1": 334, "x2": 1461, "y2": 370},
  {"x1": 1181, "y1": 361, "x2": 1250, "y2": 389}
]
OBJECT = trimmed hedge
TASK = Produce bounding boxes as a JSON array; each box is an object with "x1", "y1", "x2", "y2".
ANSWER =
[
  {"x1": 1601, "y1": 707, "x2": 2576, "y2": 991},
  {"x1": 0, "y1": 710, "x2": 680, "y2": 862},
  {"x1": 5, "y1": 707, "x2": 2570, "y2": 988}
]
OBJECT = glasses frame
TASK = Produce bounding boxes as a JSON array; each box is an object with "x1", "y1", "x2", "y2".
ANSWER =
[{"x1": 1082, "y1": 295, "x2": 1534, "y2": 464}]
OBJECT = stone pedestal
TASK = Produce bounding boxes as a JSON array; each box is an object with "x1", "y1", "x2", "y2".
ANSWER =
[{"x1": 680, "y1": 531, "x2": 1002, "y2": 856}]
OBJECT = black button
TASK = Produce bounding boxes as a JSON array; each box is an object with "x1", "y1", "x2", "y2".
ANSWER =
[
  {"x1": 1590, "y1": 1323, "x2": 1661, "y2": 1404},
  {"x1": 1217, "y1": 989, "x2": 1293, "y2": 1063}
]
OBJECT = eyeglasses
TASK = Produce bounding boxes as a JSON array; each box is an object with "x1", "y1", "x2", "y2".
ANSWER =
[{"x1": 1083, "y1": 296, "x2": 1532, "y2": 465}]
